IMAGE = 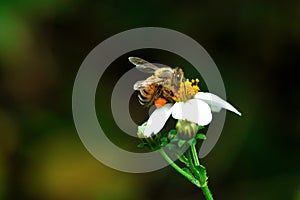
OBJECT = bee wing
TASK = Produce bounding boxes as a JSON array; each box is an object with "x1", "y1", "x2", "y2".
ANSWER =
[
  {"x1": 133, "y1": 76, "x2": 163, "y2": 90},
  {"x1": 133, "y1": 81, "x2": 147, "y2": 90},
  {"x1": 129, "y1": 57, "x2": 160, "y2": 73}
]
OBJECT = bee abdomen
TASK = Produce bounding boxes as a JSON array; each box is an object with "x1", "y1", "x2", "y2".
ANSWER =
[{"x1": 138, "y1": 84, "x2": 162, "y2": 107}]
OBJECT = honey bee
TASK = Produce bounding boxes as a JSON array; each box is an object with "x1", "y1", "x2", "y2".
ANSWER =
[{"x1": 129, "y1": 57, "x2": 189, "y2": 107}]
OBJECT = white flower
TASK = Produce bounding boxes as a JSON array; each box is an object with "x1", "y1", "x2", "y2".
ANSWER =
[{"x1": 142, "y1": 92, "x2": 241, "y2": 137}]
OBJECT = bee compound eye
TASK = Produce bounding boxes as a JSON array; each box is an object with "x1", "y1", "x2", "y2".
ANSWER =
[{"x1": 175, "y1": 73, "x2": 181, "y2": 81}]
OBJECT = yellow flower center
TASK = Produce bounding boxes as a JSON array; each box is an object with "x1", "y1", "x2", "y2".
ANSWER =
[{"x1": 175, "y1": 78, "x2": 200, "y2": 102}]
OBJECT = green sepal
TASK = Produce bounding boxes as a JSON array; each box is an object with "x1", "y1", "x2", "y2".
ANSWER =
[
  {"x1": 188, "y1": 138, "x2": 197, "y2": 145},
  {"x1": 160, "y1": 137, "x2": 169, "y2": 147},
  {"x1": 197, "y1": 126, "x2": 204, "y2": 131},
  {"x1": 196, "y1": 133, "x2": 206, "y2": 140},
  {"x1": 178, "y1": 139, "x2": 186, "y2": 148},
  {"x1": 166, "y1": 143, "x2": 177, "y2": 150},
  {"x1": 169, "y1": 129, "x2": 177, "y2": 135},
  {"x1": 160, "y1": 142, "x2": 168, "y2": 147},
  {"x1": 170, "y1": 136, "x2": 179, "y2": 142},
  {"x1": 160, "y1": 137, "x2": 168, "y2": 142}
]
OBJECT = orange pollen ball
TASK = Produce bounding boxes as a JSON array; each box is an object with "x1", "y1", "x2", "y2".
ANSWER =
[{"x1": 154, "y1": 98, "x2": 167, "y2": 108}]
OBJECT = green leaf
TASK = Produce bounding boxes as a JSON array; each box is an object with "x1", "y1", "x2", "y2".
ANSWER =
[
  {"x1": 178, "y1": 155, "x2": 188, "y2": 164},
  {"x1": 137, "y1": 143, "x2": 147, "y2": 148},
  {"x1": 182, "y1": 167, "x2": 194, "y2": 177},
  {"x1": 150, "y1": 146, "x2": 161, "y2": 151},
  {"x1": 196, "y1": 133, "x2": 206, "y2": 140},
  {"x1": 195, "y1": 165, "x2": 206, "y2": 171},
  {"x1": 195, "y1": 165, "x2": 207, "y2": 184}
]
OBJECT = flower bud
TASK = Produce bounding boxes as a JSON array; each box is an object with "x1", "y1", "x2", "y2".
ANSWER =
[
  {"x1": 137, "y1": 122, "x2": 148, "y2": 138},
  {"x1": 176, "y1": 119, "x2": 198, "y2": 140},
  {"x1": 137, "y1": 122, "x2": 162, "y2": 150}
]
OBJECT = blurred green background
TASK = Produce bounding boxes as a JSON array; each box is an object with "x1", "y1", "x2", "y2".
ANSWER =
[{"x1": 0, "y1": 0, "x2": 299, "y2": 200}]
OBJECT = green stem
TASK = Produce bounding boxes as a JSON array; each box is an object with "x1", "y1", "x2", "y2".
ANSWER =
[
  {"x1": 187, "y1": 147, "x2": 214, "y2": 200},
  {"x1": 159, "y1": 148, "x2": 214, "y2": 200},
  {"x1": 191, "y1": 144, "x2": 200, "y2": 166},
  {"x1": 159, "y1": 149, "x2": 200, "y2": 187},
  {"x1": 201, "y1": 185, "x2": 214, "y2": 200},
  {"x1": 186, "y1": 149, "x2": 201, "y2": 179}
]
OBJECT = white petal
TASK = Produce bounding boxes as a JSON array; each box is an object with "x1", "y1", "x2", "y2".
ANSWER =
[
  {"x1": 144, "y1": 103, "x2": 173, "y2": 137},
  {"x1": 194, "y1": 92, "x2": 242, "y2": 116},
  {"x1": 172, "y1": 99, "x2": 212, "y2": 126}
]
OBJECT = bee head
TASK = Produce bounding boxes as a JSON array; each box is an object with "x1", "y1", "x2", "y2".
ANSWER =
[
  {"x1": 171, "y1": 68, "x2": 185, "y2": 92},
  {"x1": 174, "y1": 68, "x2": 185, "y2": 82},
  {"x1": 156, "y1": 68, "x2": 174, "y2": 79}
]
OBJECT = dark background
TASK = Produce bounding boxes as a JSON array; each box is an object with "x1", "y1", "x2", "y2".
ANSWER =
[{"x1": 0, "y1": 0, "x2": 299, "y2": 200}]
